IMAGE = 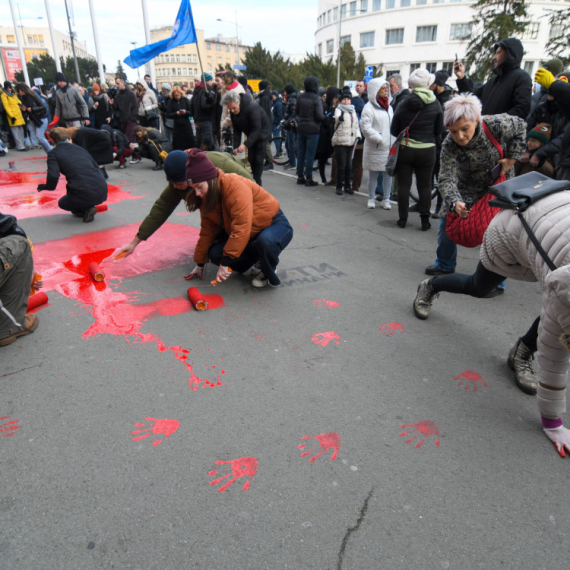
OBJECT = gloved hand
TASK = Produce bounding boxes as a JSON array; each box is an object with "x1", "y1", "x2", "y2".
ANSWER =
[
  {"x1": 48, "y1": 115, "x2": 60, "y2": 129},
  {"x1": 535, "y1": 68, "x2": 555, "y2": 90},
  {"x1": 37, "y1": 184, "x2": 48, "y2": 192},
  {"x1": 184, "y1": 265, "x2": 204, "y2": 281},
  {"x1": 544, "y1": 425, "x2": 570, "y2": 457}
]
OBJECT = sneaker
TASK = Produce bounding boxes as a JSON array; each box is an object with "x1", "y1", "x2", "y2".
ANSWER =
[
  {"x1": 483, "y1": 287, "x2": 505, "y2": 299},
  {"x1": 252, "y1": 272, "x2": 269, "y2": 288},
  {"x1": 425, "y1": 264, "x2": 454, "y2": 276},
  {"x1": 367, "y1": 199, "x2": 376, "y2": 209},
  {"x1": 284, "y1": 165, "x2": 297, "y2": 171},
  {"x1": 243, "y1": 262, "x2": 262, "y2": 277},
  {"x1": 305, "y1": 179, "x2": 318, "y2": 187},
  {"x1": 297, "y1": 176, "x2": 306, "y2": 185},
  {"x1": 381, "y1": 199, "x2": 392, "y2": 210},
  {"x1": 413, "y1": 279, "x2": 438, "y2": 320},
  {"x1": 344, "y1": 187, "x2": 354, "y2": 195},
  {"x1": 263, "y1": 163, "x2": 274, "y2": 171},
  {"x1": 130, "y1": 157, "x2": 141, "y2": 164},
  {"x1": 83, "y1": 206, "x2": 97, "y2": 223},
  {"x1": 118, "y1": 163, "x2": 126, "y2": 169},
  {"x1": 507, "y1": 339, "x2": 537, "y2": 395},
  {"x1": 0, "y1": 314, "x2": 39, "y2": 347}
]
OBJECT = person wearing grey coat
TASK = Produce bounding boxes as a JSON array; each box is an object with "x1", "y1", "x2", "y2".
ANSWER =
[
  {"x1": 413, "y1": 189, "x2": 570, "y2": 458},
  {"x1": 51, "y1": 72, "x2": 89, "y2": 128}
]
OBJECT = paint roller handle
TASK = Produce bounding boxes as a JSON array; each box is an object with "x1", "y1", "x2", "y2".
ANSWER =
[
  {"x1": 107, "y1": 237, "x2": 141, "y2": 262},
  {"x1": 30, "y1": 271, "x2": 43, "y2": 295},
  {"x1": 215, "y1": 265, "x2": 232, "y2": 283},
  {"x1": 184, "y1": 265, "x2": 204, "y2": 281}
]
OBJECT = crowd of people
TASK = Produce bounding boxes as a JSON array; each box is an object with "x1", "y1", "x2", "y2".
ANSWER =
[{"x1": 2, "y1": 36, "x2": 570, "y2": 457}]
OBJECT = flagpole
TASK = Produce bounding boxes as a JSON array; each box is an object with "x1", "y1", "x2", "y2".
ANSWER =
[
  {"x1": 44, "y1": 0, "x2": 62, "y2": 73},
  {"x1": 196, "y1": 42, "x2": 205, "y2": 85},
  {"x1": 88, "y1": 0, "x2": 106, "y2": 85},
  {"x1": 8, "y1": 0, "x2": 30, "y2": 84},
  {"x1": 141, "y1": 0, "x2": 156, "y2": 88}
]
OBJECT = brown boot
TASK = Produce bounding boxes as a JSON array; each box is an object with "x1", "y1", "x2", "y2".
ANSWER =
[{"x1": 0, "y1": 314, "x2": 39, "y2": 347}]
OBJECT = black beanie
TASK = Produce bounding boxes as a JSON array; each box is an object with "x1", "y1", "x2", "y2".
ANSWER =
[
  {"x1": 3, "y1": 81, "x2": 12, "y2": 90},
  {"x1": 164, "y1": 150, "x2": 190, "y2": 182},
  {"x1": 259, "y1": 80, "x2": 269, "y2": 90},
  {"x1": 434, "y1": 70, "x2": 449, "y2": 87},
  {"x1": 284, "y1": 83, "x2": 295, "y2": 95},
  {"x1": 55, "y1": 72, "x2": 67, "y2": 83}
]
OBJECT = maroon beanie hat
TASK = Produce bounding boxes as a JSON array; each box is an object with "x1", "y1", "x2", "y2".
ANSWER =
[{"x1": 185, "y1": 148, "x2": 218, "y2": 183}]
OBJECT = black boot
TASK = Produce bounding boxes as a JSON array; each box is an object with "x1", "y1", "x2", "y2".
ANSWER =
[
  {"x1": 344, "y1": 186, "x2": 354, "y2": 195},
  {"x1": 152, "y1": 162, "x2": 163, "y2": 171},
  {"x1": 336, "y1": 186, "x2": 343, "y2": 196},
  {"x1": 420, "y1": 215, "x2": 431, "y2": 231},
  {"x1": 101, "y1": 166, "x2": 108, "y2": 180},
  {"x1": 397, "y1": 218, "x2": 407, "y2": 228}
]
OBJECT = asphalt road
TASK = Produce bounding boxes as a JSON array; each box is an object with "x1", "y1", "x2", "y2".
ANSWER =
[{"x1": 1, "y1": 151, "x2": 568, "y2": 570}]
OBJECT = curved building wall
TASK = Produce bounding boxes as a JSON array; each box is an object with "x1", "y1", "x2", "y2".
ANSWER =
[{"x1": 315, "y1": 0, "x2": 567, "y2": 82}]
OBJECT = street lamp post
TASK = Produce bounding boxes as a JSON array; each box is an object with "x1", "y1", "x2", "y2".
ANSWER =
[{"x1": 216, "y1": 14, "x2": 241, "y2": 68}]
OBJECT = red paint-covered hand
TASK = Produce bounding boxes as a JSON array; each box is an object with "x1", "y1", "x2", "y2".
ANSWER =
[
  {"x1": 378, "y1": 322, "x2": 404, "y2": 336},
  {"x1": 311, "y1": 331, "x2": 340, "y2": 347},
  {"x1": 298, "y1": 432, "x2": 341, "y2": 462},
  {"x1": 209, "y1": 456, "x2": 258, "y2": 492},
  {"x1": 454, "y1": 370, "x2": 487, "y2": 392},
  {"x1": 131, "y1": 417, "x2": 180, "y2": 447},
  {"x1": 400, "y1": 420, "x2": 440, "y2": 448},
  {"x1": 544, "y1": 425, "x2": 570, "y2": 458},
  {"x1": 184, "y1": 265, "x2": 204, "y2": 281}
]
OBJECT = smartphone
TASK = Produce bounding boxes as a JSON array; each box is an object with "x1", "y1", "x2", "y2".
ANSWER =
[
  {"x1": 455, "y1": 53, "x2": 458, "y2": 62},
  {"x1": 490, "y1": 163, "x2": 502, "y2": 182}
]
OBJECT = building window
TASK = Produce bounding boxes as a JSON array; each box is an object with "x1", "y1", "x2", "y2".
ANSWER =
[
  {"x1": 39, "y1": 34, "x2": 44, "y2": 45},
  {"x1": 450, "y1": 0, "x2": 461, "y2": 2},
  {"x1": 386, "y1": 69, "x2": 400, "y2": 77},
  {"x1": 360, "y1": 31, "x2": 375, "y2": 48},
  {"x1": 401, "y1": 0, "x2": 411, "y2": 6},
  {"x1": 361, "y1": 0, "x2": 368, "y2": 11},
  {"x1": 195, "y1": 68, "x2": 198, "y2": 75},
  {"x1": 386, "y1": 0, "x2": 395, "y2": 8},
  {"x1": 522, "y1": 22, "x2": 539, "y2": 40},
  {"x1": 449, "y1": 23, "x2": 472, "y2": 41},
  {"x1": 215, "y1": 44, "x2": 220, "y2": 51},
  {"x1": 524, "y1": 61, "x2": 534, "y2": 75},
  {"x1": 326, "y1": 39, "x2": 334, "y2": 54},
  {"x1": 341, "y1": 3, "x2": 347, "y2": 17},
  {"x1": 433, "y1": 0, "x2": 444, "y2": 3},
  {"x1": 177, "y1": 68, "x2": 182, "y2": 75},
  {"x1": 193, "y1": 54, "x2": 197, "y2": 62},
  {"x1": 334, "y1": 6, "x2": 339, "y2": 19},
  {"x1": 350, "y1": 1, "x2": 357, "y2": 15},
  {"x1": 318, "y1": 43, "x2": 322, "y2": 57},
  {"x1": 27, "y1": 35, "x2": 33, "y2": 44},
  {"x1": 177, "y1": 55, "x2": 182, "y2": 61},
  {"x1": 206, "y1": 43, "x2": 211, "y2": 49},
  {"x1": 7, "y1": 35, "x2": 15, "y2": 43},
  {"x1": 442, "y1": 61, "x2": 454, "y2": 74},
  {"x1": 372, "y1": 0, "x2": 381, "y2": 9},
  {"x1": 417, "y1": 0, "x2": 427, "y2": 4},
  {"x1": 410, "y1": 63, "x2": 421, "y2": 72},
  {"x1": 426, "y1": 62, "x2": 437, "y2": 73},
  {"x1": 417, "y1": 25, "x2": 437, "y2": 42},
  {"x1": 328, "y1": 9, "x2": 332, "y2": 22},
  {"x1": 340, "y1": 35, "x2": 351, "y2": 47},
  {"x1": 385, "y1": 28, "x2": 404, "y2": 44}
]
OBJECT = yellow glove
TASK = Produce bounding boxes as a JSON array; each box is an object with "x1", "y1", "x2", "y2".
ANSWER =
[{"x1": 535, "y1": 68, "x2": 555, "y2": 90}]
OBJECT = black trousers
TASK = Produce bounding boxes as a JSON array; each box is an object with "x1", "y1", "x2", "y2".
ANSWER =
[
  {"x1": 334, "y1": 146, "x2": 352, "y2": 189},
  {"x1": 248, "y1": 139, "x2": 267, "y2": 186},
  {"x1": 59, "y1": 193, "x2": 102, "y2": 215},
  {"x1": 395, "y1": 145, "x2": 436, "y2": 218}
]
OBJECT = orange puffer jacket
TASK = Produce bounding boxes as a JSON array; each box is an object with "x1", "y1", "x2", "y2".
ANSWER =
[{"x1": 193, "y1": 169, "x2": 280, "y2": 265}]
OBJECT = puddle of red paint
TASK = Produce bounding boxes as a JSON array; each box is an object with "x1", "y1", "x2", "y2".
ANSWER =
[
  {"x1": 400, "y1": 420, "x2": 440, "y2": 448},
  {"x1": 311, "y1": 331, "x2": 340, "y2": 347},
  {"x1": 32, "y1": 223, "x2": 222, "y2": 390},
  {"x1": 209, "y1": 456, "x2": 258, "y2": 492},
  {"x1": 0, "y1": 416, "x2": 20, "y2": 437},
  {"x1": 131, "y1": 417, "x2": 180, "y2": 446},
  {"x1": 298, "y1": 432, "x2": 341, "y2": 462},
  {"x1": 0, "y1": 171, "x2": 43, "y2": 185},
  {"x1": 378, "y1": 322, "x2": 404, "y2": 336}
]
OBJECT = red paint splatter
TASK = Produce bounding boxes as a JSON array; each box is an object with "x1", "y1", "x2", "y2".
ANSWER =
[
  {"x1": 0, "y1": 171, "x2": 43, "y2": 185},
  {"x1": 298, "y1": 432, "x2": 341, "y2": 462},
  {"x1": 31, "y1": 223, "x2": 222, "y2": 390},
  {"x1": 131, "y1": 417, "x2": 180, "y2": 446},
  {"x1": 209, "y1": 457, "x2": 258, "y2": 492},
  {"x1": 400, "y1": 420, "x2": 440, "y2": 448},
  {"x1": 454, "y1": 370, "x2": 487, "y2": 392},
  {"x1": 311, "y1": 331, "x2": 340, "y2": 347},
  {"x1": 296, "y1": 224, "x2": 311, "y2": 229},
  {"x1": 378, "y1": 322, "x2": 405, "y2": 336},
  {"x1": 313, "y1": 299, "x2": 340, "y2": 309},
  {"x1": 175, "y1": 212, "x2": 190, "y2": 216},
  {"x1": 0, "y1": 416, "x2": 20, "y2": 437}
]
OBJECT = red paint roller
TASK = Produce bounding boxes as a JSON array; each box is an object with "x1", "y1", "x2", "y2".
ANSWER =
[
  {"x1": 27, "y1": 292, "x2": 48, "y2": 312},
  {"x1": 188, "y1": 287, "x2": 208, "y2": 311},
  {"x1": 88, "y1": 262, "x2": 105, "y2": 282},
  {"x1": 96, "y1": 204, "x2": 108, "y2": 213}
]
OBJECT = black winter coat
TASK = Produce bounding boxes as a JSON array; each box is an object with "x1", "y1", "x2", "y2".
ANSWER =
[
  {"x1": 549, "y1": 81, "x2": 570, "y2": 169},
  {"x1": 527, "y1": 97, "x2": 569, "y2": 168},
  {"x1": 296, "y1": 76, "x2": 324, "y2": 135},
  {"x1": 258, "y1": 88, "x2": 273, "y2": 124},
  {"x1": 456, "y1": 38, "x2": 532, "y2": 119},
  {"x1": 41, "y1": 142, "x2": 107, "y2": 203},
  {"x1": 391, "y1": 92, "x2": 445, "y2": 145},
  {"x1": 283, "y1": 91, "x2": 297, "y2": 127},
  {"x1": 92, "y1": 93, "x2": 111, "y2": 129},
  {"x1": 167, "y1": 96, "x2": 193, "y2": 127},
  {"x1": 113, "y1": 88, "x2": 138, "y2": 123},
  {"x1": 391, "y1": 88, "x2": 410, "y2": 112},
  {"x1": 191, "y1": 86, "x2": 215, "y2": 123},
  {"x1": 19, "y1": 93, "x2": 46, "y2": 128},
  {"x1": 72, "y1": 128, "x2": 114, "y2": 165},
  {"x1": 435, "y1": 86, "x2": 453, "y2": 109},
  {"x1": 230, "y1": 94, "x2": 271, "y2": 149},
  {"x1": 101, "y1": 125, "x2": 130, "y2": 156}
]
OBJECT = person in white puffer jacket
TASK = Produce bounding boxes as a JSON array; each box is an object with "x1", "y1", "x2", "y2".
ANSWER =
[
  {"x1": 331, "y1": 88, "x2": 361, "y2": 196},
  {"x1": 361, "y1": 77, "x2": 394, "y2": 210}
]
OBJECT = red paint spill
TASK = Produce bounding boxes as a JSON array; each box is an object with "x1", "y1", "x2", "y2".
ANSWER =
[
  {"x1": 298, "y1": 432, "x2": 341, "y2": 462},
  {"x1": 313, "y1": 299, "x2": 340, "y2": 309},
  {"x1": 378, "y1": 322, "x2": 405, "y2": 336},
  {"x1": 131, "y1": 417, "x2": 180, "y2": 446},
  {"x1": 454, "y1": 370, "x2": 487, "y2": 392},
  {"x1": 400, "y1": 420, "x2": 441, "y2": 448},
  {"x1": 209, "y1": 456, "x2": 258, "y2": 492},
  {"x1": 311, "y1": 331, "x2": 340, "y2": 347},
  {"x1": 0, "y1": 416, "x2": 20, "y2": 437},
  {"x1": 32, "y1": 223, "x2": 221, "y2": 389},
  {"x1": 0, "y1": 171, "x2": 42, "y2": 185}
]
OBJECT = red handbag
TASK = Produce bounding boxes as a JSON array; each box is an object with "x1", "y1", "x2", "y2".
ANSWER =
[{"x1": 445, "y1": 121, "x2": 505, "y2": 248}]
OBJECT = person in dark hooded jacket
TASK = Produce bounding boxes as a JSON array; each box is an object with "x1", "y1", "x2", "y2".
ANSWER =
[
  {"x1": 315, "y1": 86, "x2": 339, "y2": 184},
  {"x1": 295, "y1": 76, "x2": 325, "y2": 186},
  {"x1": 101, "y1": 124, "x2": 132, "y2": 169},
  {"x1": 258, "y1": 80, "x2": 274, "y2": 169},
  {"x1": 454, "y1": 38, "x2": 532, "y2": 119},
  {"x1": 282, "y1": 84, "x2": 298, "y2": 169}
]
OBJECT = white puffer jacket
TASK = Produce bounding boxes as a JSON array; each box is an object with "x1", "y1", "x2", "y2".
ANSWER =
[
  {"x1": 331, "y1": 104, "x2": 361, "y2": 147},
  {"x1": 481, "y1": 191, "x2": 570, "y2": 420},
  {"x1": 139, "y1": 89, "x2": 158, "y2": 116},
  {"x1": 361, "y1": 77, "x2": 394, "y2": 171}
]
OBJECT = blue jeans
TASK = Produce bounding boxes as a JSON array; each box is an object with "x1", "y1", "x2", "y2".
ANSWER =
[
  {"x1": 296, "y1": 132, "x2": 319, "y2": 180},
  {"x1": 208, "y1": 210, "x2": 293, "y2": 286},
  {"x1": 285, "y1": 130, "x2": 296, "y2": 167},
  {"x1": 28, "y1": 118, "x2": 51, "y2": 153},
  {"x1": 272, "y1": 126, "x2": 282, "y2": 154},
  {"x1": 375, "y1": 171, "x2": 384, "y2": 195}
]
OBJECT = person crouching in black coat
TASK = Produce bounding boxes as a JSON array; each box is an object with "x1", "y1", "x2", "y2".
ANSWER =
[
  {"x1": 221, "y1": 90, "x2": 272, "y2": 185},
  {"x1": 134, "y1": 125, "x2": 173, "y2": 171},
  {"x1": 37, "y1": 129, "x2": 107, "y2": 223},
  {"x1": 101, "y1": 124, "x2": 133, "y2": 169}
]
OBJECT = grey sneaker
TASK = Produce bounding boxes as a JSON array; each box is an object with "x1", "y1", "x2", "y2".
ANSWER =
[
  {"x1": 507, "y1": 339, "x2": 537, "y2": 395},
  {"x1": 243, "y1": 262, "x2": 262, "y2": 277},
  {"x1": 251, "y1": 272, "x2": 269, "y2": 288},
  {"x1": 413, "y1": 279, "x2": 438, "y2": 320}
]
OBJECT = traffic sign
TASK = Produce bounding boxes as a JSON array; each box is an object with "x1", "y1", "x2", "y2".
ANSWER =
[
  {"x1": 365, "y1": 66, "x2": 374, "y2": 78},
  {"x1": 233, "y1": 64, "x2": 247, "y2": 70},
  {"x1": 364, "y1": 76, "x2": 372, "y2": 83}
]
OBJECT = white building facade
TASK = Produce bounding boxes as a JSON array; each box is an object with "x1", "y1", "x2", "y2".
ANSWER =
[{"x1": 315, "y1": 0, "x2": 568, "y2": 82}]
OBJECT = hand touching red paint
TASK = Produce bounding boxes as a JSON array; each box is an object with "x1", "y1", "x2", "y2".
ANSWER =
[
  {"x1": 0, "y1": 416, "x2": 20, "y2": 437},
  {"x1": 131, "y1": 417, "x2": 180, "y2": 446},
  {"x1": 298, "y1": 432, "x2": 341, "y2": 462},
  {"x1": 400, "y1": 420, "x2": 440, "y2": 448},
  {"x1": 184, "y1": 265, "x2": 204, "y2": 281},
  {"x1": 544, "y1": 426, "x2": 570, "y2": 458},
  {"x1": 311, "y1": 331, "x2": 340, "y2": 347},
  {"x1": 378, "y1": 322, "x2": 404, "y2": 336},
  {"x1": 454, "y1": 370, "x2": 487, "y2": 392},
  {"x1": 209, "y1": 456, "x2": 258, "y2": 492}
]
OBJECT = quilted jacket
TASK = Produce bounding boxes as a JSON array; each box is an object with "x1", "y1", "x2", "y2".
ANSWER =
[
  {"x1": 331, "y1": 104, "x2": 360, "y2": 147},
  {"x1": 480, "y1": 191, "x2": 570, "y2": 419}
]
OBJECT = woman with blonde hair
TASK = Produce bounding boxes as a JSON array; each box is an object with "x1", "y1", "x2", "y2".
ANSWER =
[{"x1": 166, "y1": 85, "x2": 196, "y2": 150}]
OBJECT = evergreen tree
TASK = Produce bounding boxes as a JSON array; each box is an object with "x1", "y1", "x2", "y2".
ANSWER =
[
  {"x1": 336, "y1": 43, "x2": 367, "y2": 85},
  {"x1": 115, "y1": 60, "x2": 127, "y2": 81},
  {"x1": 295, "y1": 53, "x2": 336, "y2": 88},
  {"x1": 216, "y1": 62, "x2": 234, "y2": 72},
  {"x1": 463, "y1": 0, "x2": 530, "y2": 82},
  {"x1": 14, "y1": 53, "x2": 57, "y2": 87},
  {"x1": 546, "y1": 8, "x2": 570, "y2": 67},
  {"x1": 242, "y1": 42, "x2": 273, "y2": 79}
]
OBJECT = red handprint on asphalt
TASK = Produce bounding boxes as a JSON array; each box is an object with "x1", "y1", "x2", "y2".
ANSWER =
[
  {"x1": 311, "y1": 331, "x2": 340, "y2": 347},
  {"x1": 378, "y1": 322, "x2": 405, "y2": 336},
  {"x1": 454, "y1": 370, "x2": 487, "y2": 392},
  {"x1": 131, "y1": 417, "x2": 180, "y2": 446},
  {"x1": 0, "y1": 416, "x2": 20, "y2": 437},
  {"x1": 400, "y1": 420, "x2": 440, "y2": 448},
  {"x1": 298, "y1": 432, "x2": 341, "y2": 462},
  {"x1": 313, "y1": 299, "x2": 340, "y2": 309},
  {"x1": 209, "y1": 456, "x2": 258, "y2": 492}
]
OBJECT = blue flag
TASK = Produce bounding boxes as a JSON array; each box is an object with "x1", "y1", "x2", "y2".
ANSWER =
[{"x1": 124, "y1": 0, "x2": 197, "y2": 69}]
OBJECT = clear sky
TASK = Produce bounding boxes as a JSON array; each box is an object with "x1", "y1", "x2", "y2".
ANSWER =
[{"x1": 8, "y1": 0, "x2": 318, "y2": 82}]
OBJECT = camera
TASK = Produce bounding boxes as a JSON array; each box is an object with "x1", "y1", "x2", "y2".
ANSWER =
[{"x1": 222, "y1": 126, "x2": 233, "y2": 154}]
